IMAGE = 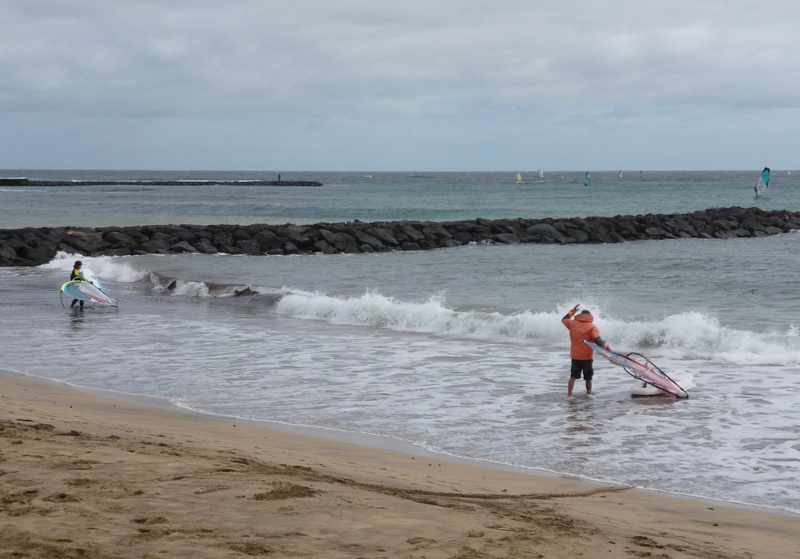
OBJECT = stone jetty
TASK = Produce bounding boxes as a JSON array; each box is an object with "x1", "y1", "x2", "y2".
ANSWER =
[
  {"x1": 0, "y1": 178, "x2": 322, "y2": 187},
  {"x1": 2, "y1": 206, "x2": 799, "y2": 267}
]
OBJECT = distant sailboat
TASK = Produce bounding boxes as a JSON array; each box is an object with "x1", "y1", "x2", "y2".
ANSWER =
[
  {"x1": 754, "y1": 167, "x2": 770, "y2": 196},
  {"x1": 516, "y1": 172, "x2": 523, "y2": 183}
]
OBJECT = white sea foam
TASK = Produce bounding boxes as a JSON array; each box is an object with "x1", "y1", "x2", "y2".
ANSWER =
[
  {"x1": 159, "y1": 279, "x2": 211, "y2": 297},
  {"x1": 274, "y1": 289, "x2": 800, "y2": 367},
  {"x1": 42, "y1": 251, "x2": 149, "y2": 283}
]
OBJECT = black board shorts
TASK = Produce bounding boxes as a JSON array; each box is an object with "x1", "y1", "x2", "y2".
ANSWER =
[{"x1": 570, "y1": 359, "x2": 594, "y2": 380}]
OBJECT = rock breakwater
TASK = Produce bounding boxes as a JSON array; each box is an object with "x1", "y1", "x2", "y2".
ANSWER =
[{"x1": 2, "y1": 206, "x2": 798, "y2": 267}]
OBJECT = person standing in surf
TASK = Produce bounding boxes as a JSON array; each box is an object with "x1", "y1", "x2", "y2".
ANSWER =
[
  {"x1": 70, "y1": 260, "x2": 85, "y2": 309},
  {"x1": 562, "y1": 305, "x2": 610, "y2": 396}
]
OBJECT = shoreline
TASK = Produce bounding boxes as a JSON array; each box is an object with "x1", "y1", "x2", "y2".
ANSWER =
[
  {"x1": 9, "y1": 370, "x2": 797, "y2": 517},
  {"x1": 2, "y1": 370, "x2": 797, "y2": 558},
  {"x1": 2, "y1": 370, "x2": 586, "y2": 482}
]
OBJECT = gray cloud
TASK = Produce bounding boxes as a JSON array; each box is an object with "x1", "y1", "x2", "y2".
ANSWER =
[{"x1": 2, "y1": 1, "x2": 798, "y2": 170}]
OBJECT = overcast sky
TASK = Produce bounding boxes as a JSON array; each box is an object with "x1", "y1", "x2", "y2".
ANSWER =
[{"x1": 1, "y1": 1, "x2": 798, "y2": 171}]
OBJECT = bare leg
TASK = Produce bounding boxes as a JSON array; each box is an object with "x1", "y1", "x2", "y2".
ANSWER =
[
  {"x1": 586, "y1": 380, "x2": 592, "y2": 394},
  {"x1": 568, "y1": 377, "x2": 576, "y2": 396}
]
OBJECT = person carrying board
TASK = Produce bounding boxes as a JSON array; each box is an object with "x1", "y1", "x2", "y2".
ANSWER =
[
  {"x1": 69, "y1": 260, "x2": 85, "y2": 309},
  {"x1": 562, "y1": 305, "x2": 610, "y2": 396}
]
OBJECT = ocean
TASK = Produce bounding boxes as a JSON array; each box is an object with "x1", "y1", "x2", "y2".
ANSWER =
[{"x1": 2, "y1": 169, "x2": 799, "y2": 514}]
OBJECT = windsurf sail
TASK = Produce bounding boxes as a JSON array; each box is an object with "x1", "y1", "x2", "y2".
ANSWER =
[
  {"x1": 60, "y1": 281, "x2": 118, "y2": 307},
  {"x1": 82, "y1": 268, "x2": 104, "y2": 292},
  {"x1": 584, "y1": 171, "x2": 591, "y2": 186},
  {"x1": 516, "y1": 172, "x2": 523, "y2": 183},
  {"x1": 538, "y1": 169, "x2": 544, "y2": 179},
  {"x1": 584, "y1": 341, "x2": 689, "y2": 398},
  {"x1": 754, "y1": 167, "x2": 770, "y2": 196}
]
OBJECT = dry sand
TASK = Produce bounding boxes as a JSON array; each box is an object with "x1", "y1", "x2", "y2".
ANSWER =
[{"x1": 1, "y1": 371, "x2": 797, "y2": 559}]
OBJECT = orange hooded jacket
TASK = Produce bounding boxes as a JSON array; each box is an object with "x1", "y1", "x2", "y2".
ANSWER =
[{"x1": 562, "y1": 312, "x2": 602, "y2": 360}]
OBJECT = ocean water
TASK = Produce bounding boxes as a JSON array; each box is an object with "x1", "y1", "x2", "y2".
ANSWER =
[{"x1": 2, "y1": 169, "x2": 799, "y2": 514}]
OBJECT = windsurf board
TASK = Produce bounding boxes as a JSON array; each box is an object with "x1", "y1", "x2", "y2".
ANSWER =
[{"x1": 61, "y1": 280, "x2": 117, "y2": 307}]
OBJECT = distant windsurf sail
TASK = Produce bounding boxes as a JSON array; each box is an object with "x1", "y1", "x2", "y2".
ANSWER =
[
  {"x1": 584, "y1": 341, "x2": 689, "y2": 398},
  {"x1": 61, "y1": 281, "x2": 118, "y2": 307},
  {"x1": 754, "y1": 167, "x2": 770, "y2": 196},
  {"x1": 584, "y1": 171, "x2": 591, "y2": 186},
  {"x1": 516, "y1": 172, "x2": 523, "y2": 183}
]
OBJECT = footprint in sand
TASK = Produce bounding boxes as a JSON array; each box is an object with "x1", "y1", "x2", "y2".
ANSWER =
[{"x1": 251, "y1": 481, "x2": 318, "y2": 500}]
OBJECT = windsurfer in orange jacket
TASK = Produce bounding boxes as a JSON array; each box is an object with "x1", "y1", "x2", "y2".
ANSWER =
[{"x1": 562, "y1": 305, "x2": 609, "y2": 396}]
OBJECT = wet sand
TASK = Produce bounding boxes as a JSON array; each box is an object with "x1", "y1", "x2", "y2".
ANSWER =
[{"x1": 1, "y1": 371, "x2": 797, "y2": 558}]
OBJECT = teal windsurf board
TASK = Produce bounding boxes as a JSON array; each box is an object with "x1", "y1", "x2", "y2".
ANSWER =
[{"x1": 60, "y1": 281, "x2": 117, "y2": 307}]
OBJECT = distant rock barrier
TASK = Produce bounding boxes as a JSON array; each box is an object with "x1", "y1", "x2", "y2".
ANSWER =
[
  {"x1": 2, "y1": 206, "x2": 799, "y2": 267},
  {"x1": 0, "y1": 178, "x2": 322, "y2": 187}
]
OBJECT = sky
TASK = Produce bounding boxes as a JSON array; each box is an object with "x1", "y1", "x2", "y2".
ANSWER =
[{"x1": 1, "y1": 1, "x2": 799, "y2": 172}]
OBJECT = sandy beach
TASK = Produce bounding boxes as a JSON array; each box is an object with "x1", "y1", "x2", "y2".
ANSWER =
[{"x1": 1, "y1": 371, "x2": 797, "y2": 559}]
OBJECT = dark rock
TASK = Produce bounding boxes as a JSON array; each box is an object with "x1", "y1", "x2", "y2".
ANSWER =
[
  {"x1": 170, "y1": 241, "x2": 198, "y2": 253},
  {"x1": 564, "y1": 228, "x2": 590, "y2": 243},
  {"x1": 2, "y1": 206, "x2": 800, "y2": 266},
  {"x1": 396, "y1": 224, "x2": 425, "y2": 244},
  {"x1": 121, "y1": 227, "x2": 149, "y2": 242},
  {"x1": 232, "y1": 228, "x2": 251, "y2": 241},
  {"x1": 0, "y1": 244, "x2": 18, "y2": 260},
  {"x1": 312, "y1": 240, "x2": 335, "y2": 254},
  {"x1": 235, "y1": 239, "x2": 261, "y2": 254},
  {"x1": 644, "y1": 227, "x2": 669, "y2": 238},
  {"x1": 64, "y1": 229, "x2": 107, "y2": 252},
  {"x1": 494, "y1": 233, "x2": 521, "y2": 244},
  {"x1": 140, "y1": 240, "x2": 171, "y2": 254},
  {"x1": 452, "y1": 232, "x2": 475, "y2": 244},
  {"x1": 421, "y1": 223, "x2": 453, "y2": 240},
  {"x1": 365, "y1": 227, "x2": 400, "y2": 247},
  {"x1": 171, "y1": 229, "x2": 199, "y2": 243},
  {"x1": 194, "y1": 239, "x2": 219, "y2": 254},
  {"x1": 17, "y1": 243, "x2": 57, "y2": 264},
  {"x1": 527, "y1": 223, "x2": 564, "y2": 242},
  {"x1": 324, "y1": 231, "x2": 361, "y2": 253},
  {"x1": 104, "y1": 230, "x2": 139, "y2": 248},
  {"x1": 254, "y1": 230, "x2": 283, "y2": 252},
  {"x1": 352, "y1": 230, "x2": 384, "y2": 251},
  {"x1": 274, "y1": 224, "x2": 311, "y2": 245}
]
